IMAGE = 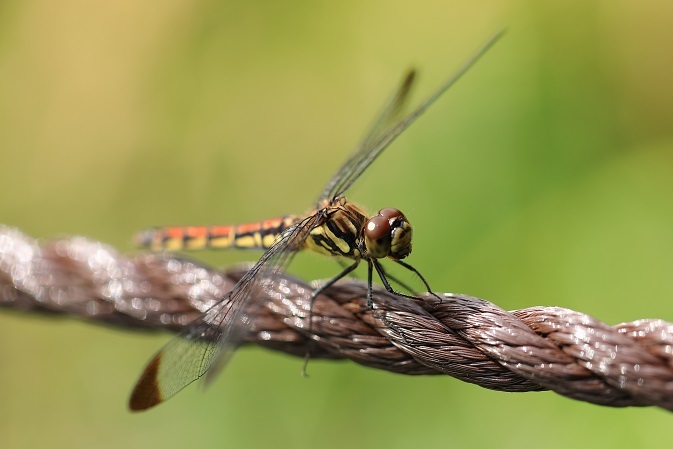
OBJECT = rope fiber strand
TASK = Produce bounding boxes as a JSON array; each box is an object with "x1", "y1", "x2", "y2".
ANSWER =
[{"x1": 1, "y1": 225, "x2": 672, "y2": 411}]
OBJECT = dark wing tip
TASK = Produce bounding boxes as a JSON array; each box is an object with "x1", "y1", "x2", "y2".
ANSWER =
[
  {"x1": 402, "y1": 69, "x2": 416, "y2": 89},
  {"x1": 129, "y1": 354, "x2": 164, "y2": 411},
  {"x1": 398, "y1": 70, "x2": 416, "y2": 106}
]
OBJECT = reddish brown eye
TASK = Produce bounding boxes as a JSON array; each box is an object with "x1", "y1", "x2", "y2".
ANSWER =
[
  {"x1": 364, "y1": 215, "x2": 392, "y2": 259},
  {"x1": 365, "y1": 215, "x2": 390, "y2": 241},
  {"x1": 378, "y1": 208, "x2": 405, "y2": 221}
]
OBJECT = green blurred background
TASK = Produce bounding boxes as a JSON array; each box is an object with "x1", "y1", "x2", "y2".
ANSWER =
[{"x1": 1, "y1": 0, "x2": 672, "y2": 448}]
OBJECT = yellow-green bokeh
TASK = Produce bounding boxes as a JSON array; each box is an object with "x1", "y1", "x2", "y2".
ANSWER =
[{"x1": 1, "y1": 1, "x2": 672, "y2": 448}]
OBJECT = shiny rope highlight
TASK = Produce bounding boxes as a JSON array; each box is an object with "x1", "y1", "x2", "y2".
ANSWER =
[{"x1": 1, "y1": 225, "x2": 672, "y2": 411}]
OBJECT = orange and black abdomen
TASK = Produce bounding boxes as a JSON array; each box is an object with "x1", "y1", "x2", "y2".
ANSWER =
[{"x1": 135, "y1": 215, "x2": 300, "y2": 251}]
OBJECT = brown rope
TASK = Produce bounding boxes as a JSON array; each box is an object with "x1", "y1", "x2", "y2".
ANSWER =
[{"x1": 1, "y1": 225, "x2": 672, "y2": 411}]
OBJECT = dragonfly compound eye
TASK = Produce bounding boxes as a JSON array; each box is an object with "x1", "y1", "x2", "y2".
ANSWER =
[
  {"x1": 364, "y1": 215, "x2": 392, "y2": 259},
  {"x1": 378, "y1": 208, "x2": 405, "y2": 221},
  {"x1": 364, "y1": 209, "x2": 413, "y2": 260}
]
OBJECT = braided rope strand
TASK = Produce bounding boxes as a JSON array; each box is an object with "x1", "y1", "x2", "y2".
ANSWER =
[{"x1": 1, "y1": 225, "x2": 671, "y2": 411}]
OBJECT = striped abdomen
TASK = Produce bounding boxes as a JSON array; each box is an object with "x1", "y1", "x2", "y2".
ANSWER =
[{"x1": 135, "y1": 215, "x2": 300, "y2": 251}]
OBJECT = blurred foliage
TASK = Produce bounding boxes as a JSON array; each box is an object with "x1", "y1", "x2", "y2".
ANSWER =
[{"x1": 1, "y1": 1, "x2": 672, "y2": 448}]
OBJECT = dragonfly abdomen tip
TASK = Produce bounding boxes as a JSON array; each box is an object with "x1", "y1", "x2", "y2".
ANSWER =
[{"x1": 134, "y1": 228, "x2": 156, "y2": 249}]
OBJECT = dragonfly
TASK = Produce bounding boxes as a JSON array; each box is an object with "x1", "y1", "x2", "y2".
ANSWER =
[{"x1": 129, "y1": 31, "x2": 503, "y2": 411}]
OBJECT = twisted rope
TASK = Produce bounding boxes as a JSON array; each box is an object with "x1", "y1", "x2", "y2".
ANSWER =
[{"x1": 1, "y1": 225, "x2": 672, "y2": 411}]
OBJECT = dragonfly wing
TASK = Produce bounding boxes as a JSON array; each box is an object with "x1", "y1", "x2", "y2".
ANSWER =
[
  {"x1": 317, "y1": 70, "x2": 416, "y2": 205},
  {"x1": 317, "y1": 30, "x2": 504, "y2": 204},
  {"x1": 129, "y1": 297, "x2": 239, "y2": 410},
  {"x1": 129, "y1": 214, "x2": 322, "y2": 410}
]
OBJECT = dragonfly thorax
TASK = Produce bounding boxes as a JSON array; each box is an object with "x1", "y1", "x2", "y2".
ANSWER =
[
  {"x1": 305, "y1": 200, "x2": 367, "y2": 259},
  {"x1": 363, "y1": 208, "x2": 412, "y2": 260},
  {"x1": 305, "y1": 200, "x2": 411, "y2": 262}
]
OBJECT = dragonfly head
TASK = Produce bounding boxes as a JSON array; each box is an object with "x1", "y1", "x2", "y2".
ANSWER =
[{"x1": 364, "y1": 208, "x2": 412, "y2": 260}]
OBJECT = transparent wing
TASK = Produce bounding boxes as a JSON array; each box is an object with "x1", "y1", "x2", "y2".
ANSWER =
[
  {"x1": 129, "y1": 213, "x2": 322, "y2": 410},
  {"x1": 317, "y1": 30, "x2": 504, "y2": 205},
  {"x1": 316, "y1": 69, "x2": 417, "y2": 205}
]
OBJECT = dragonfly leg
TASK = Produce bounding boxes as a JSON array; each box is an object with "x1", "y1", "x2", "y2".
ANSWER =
[
  {"x1": 374, "y1": 263, "x2": 417, "y2": 295},
  {"x1": 393, "y1": 259, "x2": 443, "y2": 305},
  {"x1": 372, "y1": 260, "x2": 429, "y2": 302},
  {"x1": 369, "y1": 260, "x2": 408, "y2": 344},
  {"x1": 302, "y1": 260, "x2": 360, "y2": 376}
]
